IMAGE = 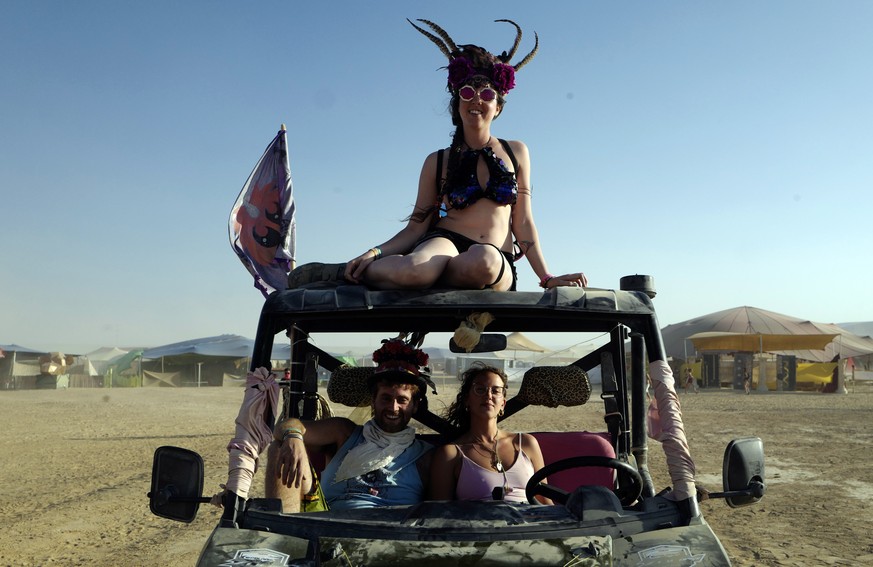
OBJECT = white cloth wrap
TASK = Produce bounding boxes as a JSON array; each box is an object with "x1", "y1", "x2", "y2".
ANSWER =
[
  {"x1": 334, "y1": 421, "x2": 416, "y2": 482},
  {"x1": 648, "y1": 360, "x2": 696, "y2": 500},
  {"x1": 224, "y1": 367, "x2": 279, "y2": 498}
]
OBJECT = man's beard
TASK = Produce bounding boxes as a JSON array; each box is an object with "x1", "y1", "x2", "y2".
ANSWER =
[{"x1": 374, "y1": 411, "x2": 408, "y2": 433}]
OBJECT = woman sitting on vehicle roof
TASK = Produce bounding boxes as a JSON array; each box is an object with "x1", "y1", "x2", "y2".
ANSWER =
[
  {"x1": 288, "y1": 19, "x2": 585, "y2": 292},
  {"x1": 428, "y1": 363, "x2": 551, "y2": 504}
]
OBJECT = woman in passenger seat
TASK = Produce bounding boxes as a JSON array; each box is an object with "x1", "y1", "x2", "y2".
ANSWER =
[
  {"x1": 289, "y1": 20, "x2": 585, "y2": 292},
  {"x1": 428, "y1": 363, "x2": 551, "y2": 504}
]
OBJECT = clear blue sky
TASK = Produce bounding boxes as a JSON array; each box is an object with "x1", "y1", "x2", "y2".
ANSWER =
[{"x1": 2, "y1": 1, "x2": 871, "y2": 353}]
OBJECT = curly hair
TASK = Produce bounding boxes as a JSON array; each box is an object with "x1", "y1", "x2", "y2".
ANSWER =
[{"x1": 444, "y1": 362, "x2": 509, "y2": 431}]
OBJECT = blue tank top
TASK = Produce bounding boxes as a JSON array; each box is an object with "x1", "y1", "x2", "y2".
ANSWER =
[{"x1": 321, "y1": 425, "x2": 431, "y2": 510}]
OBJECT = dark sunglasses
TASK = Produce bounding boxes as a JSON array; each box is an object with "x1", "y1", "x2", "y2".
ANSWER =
[{"x1": 458, "y1": 85, "x2": 498, "y2": 103}]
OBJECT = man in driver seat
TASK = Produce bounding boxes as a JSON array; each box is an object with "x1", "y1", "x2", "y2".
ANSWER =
[{"x1": 266, "y1": 340, "x2": 433, "y2": 512}]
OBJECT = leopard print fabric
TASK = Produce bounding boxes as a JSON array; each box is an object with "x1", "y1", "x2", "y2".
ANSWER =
[
  {"x1": 326, "y1": 365, "x2": 373, "y2": 407},
  {"x1": 516, "y1": 365, "x2": 591, "y2": 408}
]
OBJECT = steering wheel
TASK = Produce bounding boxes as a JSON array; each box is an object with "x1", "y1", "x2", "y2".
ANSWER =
[{"x1": 526, "y1": 456, "x2": 644, "y2": 506}]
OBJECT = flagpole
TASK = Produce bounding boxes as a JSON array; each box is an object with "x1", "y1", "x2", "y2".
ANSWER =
[{"x1": 280, "y1": 123, "x2": 294, "y2": 272}]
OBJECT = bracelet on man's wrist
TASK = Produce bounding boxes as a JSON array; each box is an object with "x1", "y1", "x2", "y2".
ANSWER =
[
  {"x1": 369, "y1": 246, "x2": 382, "y2": 260},
  {"x1": 275, "y1": 425, "x2": 304, "y2": 442},
  {"x1": 281, "y1": 428, "x2": 304, "y2": 442}
]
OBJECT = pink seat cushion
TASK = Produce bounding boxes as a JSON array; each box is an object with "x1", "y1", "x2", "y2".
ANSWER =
[{"x1": 531, "y1": 432, "x2": 615, "y2": 492}]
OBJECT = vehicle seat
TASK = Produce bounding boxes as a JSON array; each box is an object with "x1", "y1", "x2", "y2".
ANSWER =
[
  {"x1": 326, "y1": 365, "x2": 372, "y2": 408},
  {"x1": 515, "y1": 365, "x2": 613, "y2": 490},
  {"x1": 515, "y1": 364, "x2": 591, "y2": 408},
  {"x1": 531, "y1": 431, "x2": 616, "y2": 492}
]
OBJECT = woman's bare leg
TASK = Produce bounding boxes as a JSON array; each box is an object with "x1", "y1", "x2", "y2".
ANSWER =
[
  {"x1": 362, "y1": 239, "x2": 457, "y2": 289},
  {"x1": 441, "y1": 244, "x2": 513, "y2": 291}
]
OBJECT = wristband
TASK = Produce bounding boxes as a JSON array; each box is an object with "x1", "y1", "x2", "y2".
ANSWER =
[
  {"x1": 539, "y1": 273, "x2": 556, "y2": 289},
  {"x1": 276, "y1": 425, "x2": 303, "y2": 442},
  {"x1": 282, "y1": 428, "x2": 304, "y2": 442},
  {"x1": 369, "y1": 246, "x2": 382, "y2": 260}
]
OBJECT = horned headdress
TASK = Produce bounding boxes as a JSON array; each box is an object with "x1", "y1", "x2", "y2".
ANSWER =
[{"x1": 407, "y1": 18, "x2": 539, "y2": 95}]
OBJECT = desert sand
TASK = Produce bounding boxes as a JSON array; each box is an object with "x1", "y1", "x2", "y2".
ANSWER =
[{"x1": 1, "y1": 382, "x2": 872, "y2": 566}]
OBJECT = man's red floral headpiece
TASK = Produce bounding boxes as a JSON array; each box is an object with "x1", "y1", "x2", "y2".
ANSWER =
[
  {"x1": 370, "y1": 339, "x2": 436, "y2": 395},
  {"x1": 372, "y1": 339, "x2": 429, "y2": 377}
]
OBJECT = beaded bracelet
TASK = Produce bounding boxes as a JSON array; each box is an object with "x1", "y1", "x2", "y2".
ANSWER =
[
  {"x1": 275, "y1": 426, "x2": 303, "y2": 443},
  {"x1": 282, "y1": 428, "x2": 304, "y2": 442},
  {"x1": 539, "y1": 273, "x2": 556, "y2": 289}
]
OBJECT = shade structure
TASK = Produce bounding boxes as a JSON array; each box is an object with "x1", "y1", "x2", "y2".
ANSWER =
[
  {"x1": 780, "y1": 321, "x2": 873, "y2": 362},
  {"x1": 0, "y1": 344, "x2": 46, "y2": 355},
  {"x1": 687, "y1": 332, "x2": 837, "y2": 353},
  {"x1": 505, "y1": 332, "x2": 548, "y2": 353},
  {"x1": 661, "y1": 306, "x2": 873, "y2": 362},
  {"x1": 142, "y1": 334, "x2": 293, "y2": 364},
  {"x1": 143, "y1": 334, "x2": 257, "y2": 362}
]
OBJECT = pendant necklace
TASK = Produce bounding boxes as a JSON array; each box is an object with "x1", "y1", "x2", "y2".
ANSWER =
[
  {"x1": 492, "y1": 435, "x2": 504, "y2": 472},
  {"x1": 469, "y1": 433, "x2": 503, "y2": 472}
]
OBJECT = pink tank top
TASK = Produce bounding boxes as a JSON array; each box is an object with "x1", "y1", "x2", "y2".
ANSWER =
[{"x1": 455, "y1": 434, "x2": 534, "y2": 503}]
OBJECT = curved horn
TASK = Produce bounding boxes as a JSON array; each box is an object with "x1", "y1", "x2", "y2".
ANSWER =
[
  {"x1": 513, "y1": 31, "x2": 539, "y2": 71},
  {"x1": 407, "y1": 18, "x2": 454, "y2": 60},
  {"x1": 495, "y1": 19, "x2": 522, "y2": 63},
  {"x1": 417, "y1": 19, "x2": 458, "y2": 54}
]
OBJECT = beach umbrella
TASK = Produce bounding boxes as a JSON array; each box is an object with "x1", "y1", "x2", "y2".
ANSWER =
[{"x1": 229, "y1": 125, "x2": 296, "y2": 296}]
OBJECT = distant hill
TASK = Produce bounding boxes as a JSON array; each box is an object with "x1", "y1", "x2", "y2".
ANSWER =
[{"x1": 839, "y1": 322, "x2": 873, "y2": 338}]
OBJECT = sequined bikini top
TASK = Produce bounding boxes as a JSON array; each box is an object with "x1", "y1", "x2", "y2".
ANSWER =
[{"x1": 438, "y1": 140, "x2": 518, "y2": 212}]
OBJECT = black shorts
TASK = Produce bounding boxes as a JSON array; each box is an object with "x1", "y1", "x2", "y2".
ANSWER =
[{"x1": 416, "y1": 228, "x2": 517, "y2": 291}]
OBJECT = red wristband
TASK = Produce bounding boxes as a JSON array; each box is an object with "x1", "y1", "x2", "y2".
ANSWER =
[{"x1": 539, "y1": 273, "x2": 556, "y2": 289}]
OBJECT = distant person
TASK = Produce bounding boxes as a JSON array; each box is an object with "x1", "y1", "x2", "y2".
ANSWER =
[
  {"x1": 684, "y1": 367, "x2": 699, "y2": 394},
  {"x1": 265, "y1": 340, "x2": 433, "y2": 512},
  {"x1": 645, "y1": 372, "x2": 653, "y2": 402},
  {"x1": 743, "y1": 370, "x2": 751, "y2": 395},
  {"x1": 428, "y1": 363, "x2": 550, "y2": 503},
  {"x1": 287, "y1": 19, "x2": 586, "y2": 292}
]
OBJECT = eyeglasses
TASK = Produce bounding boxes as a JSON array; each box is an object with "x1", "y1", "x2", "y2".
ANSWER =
[
  {"x1": 458, "y1": 85, "x2": 498, "y2": 103},
  {"x1": 471, "y1": 384, "x2": 507, "y2": 397}
]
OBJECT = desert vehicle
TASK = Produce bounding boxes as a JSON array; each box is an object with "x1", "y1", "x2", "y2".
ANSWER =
[{"x1": 149, "y1": 276, "x2": 765, "y2": 566}]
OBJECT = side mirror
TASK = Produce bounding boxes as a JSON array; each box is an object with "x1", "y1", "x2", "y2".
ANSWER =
[
  {"x1": 450, "y1": 333, "x2": 508, "y2": 353},
  {"x1": 722, "y1": 437, "x2": 765, "y2": 508},
  {"x1": 148, "y1": 446, "x2": 206, "y2": 523}
]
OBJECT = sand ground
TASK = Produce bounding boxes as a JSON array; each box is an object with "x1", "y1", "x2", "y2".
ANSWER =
[{"x1": 1, "y1": 383, "x2": 872, "y2": 566}]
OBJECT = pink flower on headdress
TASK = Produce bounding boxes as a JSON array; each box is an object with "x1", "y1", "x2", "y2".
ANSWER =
[
  {"x1": 447, "y1": 57, "x2": 476, "y2": 89},
  {"x1": 491, "y1": 63, "x2": 516, "y2": 94}
]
